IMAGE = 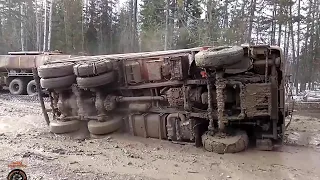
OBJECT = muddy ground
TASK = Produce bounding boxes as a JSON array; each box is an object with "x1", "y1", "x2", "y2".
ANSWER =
[{"x1": 0, "y1": 93, "x2": 320, "y2": 180}]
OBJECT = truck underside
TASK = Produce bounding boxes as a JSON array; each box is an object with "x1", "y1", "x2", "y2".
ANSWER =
[{"x1": 36, "y1": 45, "x2": 287, "y2": 153}]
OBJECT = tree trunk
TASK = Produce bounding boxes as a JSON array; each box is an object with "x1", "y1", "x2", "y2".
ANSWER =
[
  {"x1": 223, "y1": 0, "x2": 229, "y2": 29},
  {"x1": 63, "y1": 0, "x2": 69, "y2": 53},
  {"x1": 315, "y1": 2, "x2": 320, "y2": 84},
  {"x1": 300, "y1": 80, "x2": 306, "y2": 92},
  {"x1": 169, "y1": 0, "x2": 176, "y2": 49},
  {"x1": 256, "y1": 16, "x2": 259, "y2": 43},
  {"x1": 129, "y1": 0, "x2": 133, "y2": 51},
  {"x1": 283, "y1": 22, "x2": 287, "y2": 57},
  {"x1": 239, "y1": 0, "x2": 247, "y2": 43},
  {"x1": 271, "y1": 3, "x2": 277, "y2": 45},
  {"x1": 289, "y1": 4, "x2": 296, "y2": 92},
  {"x1": 247, "y1": 0, "x2": 256, "y2": 43},
  {"x1": 20, "y1": 3, "x2": 25, "y2": 51},
  {"x1": 133, "y1": 0, "x2": 138, "y2": 52},
  {"x1": 277, "y1": 24, "x2": 282, "y2": 46},
  {"x1": 81, "y1": 0, "x2": 85, "y2": 52},
  {"x1": 284, "y1": 19, "x2": 291, "y2": 74},
  {"x1": 277, "y1": 2, "x2": 283, "y2": 46},
  {"x1": 43, "y1": 0, "x2": 47, "y2": 52},
  {"x1": 207, "y1": 0, "x2": 213, "y2": 45},
  {"x1": 294, "y1": 0, "x2": 301, "y2": 92},
  {"x1": 47, "y1": 0, "x2": 53, "y2": 51},
  {"x1": 309, "y1": 0, "x2": 317, "y2": 88},
  {"x1": 164, "y1": 0, "x2": 170, "y2": 50},
  {"x1": 8, "y1": 0, "x2": 14, "y2": 50},
  {"x1": 35, "y1": 0, "x2": 41, "y2": 51},
  {"x1": 0, "y1": 12, "x2": 2, "y2": 39}
]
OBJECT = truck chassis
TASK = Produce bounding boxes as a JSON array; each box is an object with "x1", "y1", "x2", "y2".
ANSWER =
[{"x1": 36, "y1": 45, "x2": 287, "y2": 153}]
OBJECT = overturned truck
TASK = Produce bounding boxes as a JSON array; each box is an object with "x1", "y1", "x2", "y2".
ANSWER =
[{"x1": 36, "y1": 45, "x2": 287, "y2": 153}]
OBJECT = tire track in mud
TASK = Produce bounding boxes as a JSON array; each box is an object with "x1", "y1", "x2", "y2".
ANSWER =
[{"x1": 0, "y1": 91, "x2": 50, "y2": 103}]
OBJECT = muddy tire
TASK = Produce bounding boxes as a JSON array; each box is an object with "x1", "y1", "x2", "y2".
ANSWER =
[
  {"x1": 195, "y1": 46, "x2": 244, "y2": 69},
  {"x1": 73, "y1": 60, "x2": 113, "y2": 77},
  {"x1": 9, "y1": 78, "x2": 27, "y2": 95},
  {"x1": 38, "y1": 62, "x2": 74, "y2": 78},
  {"x1": 76, "y1": 71, "x2": 115, "y2": 88},
  {"x1": 88, "y1": 116, "x2": 123, "y2": 135},
  {"x1": 40, "y1": 75, "x2": 75, "y2": 89},
  {"x1": 27, "y1": 80, "x2": 37, "y2": 96},
  {"x1": 50, "y1": 120, "x2": 80, "y2": 134},
  {"x1": 202, "y1": 130, "x2": 249, "y2": 154}
]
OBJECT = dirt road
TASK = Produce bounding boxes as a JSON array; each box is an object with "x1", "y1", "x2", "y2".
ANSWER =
[{"x1": 0, "y1": 93, "x2": 320, "y2": 180}]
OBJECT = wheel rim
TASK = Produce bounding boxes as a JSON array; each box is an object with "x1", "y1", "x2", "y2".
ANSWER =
[
  {"x1": 12, "y1": 83, "x2": 19, "y2": 92},
  {"x1": 31, "y1": 84, "x2": 37, "y2": 93}
]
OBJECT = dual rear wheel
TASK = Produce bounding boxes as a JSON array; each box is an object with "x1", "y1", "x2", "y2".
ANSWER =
[
  {"x1": 8, "y1": 78, "x2": 37, "y2": 96},
  {"x1": 37, "y1": 60, "x2": 116, "y2": 90}
]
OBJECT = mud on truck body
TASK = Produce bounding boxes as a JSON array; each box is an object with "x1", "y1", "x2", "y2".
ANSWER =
[
  {"x1": 36, "y1": 45, "x2": 287, "y2": 153},
  {"x1": 0, "y1": 51, "x2": 76, "y2": 95}
]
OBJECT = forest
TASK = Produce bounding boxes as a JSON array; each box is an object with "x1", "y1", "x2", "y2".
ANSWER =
[{"x1": 0, "y1": 0, "x2": 319, "y2": 92}]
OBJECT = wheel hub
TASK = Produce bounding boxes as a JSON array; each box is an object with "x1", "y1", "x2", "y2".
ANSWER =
[{"x1": 13, "y1": 84, "x2": 19, "y2": 91}]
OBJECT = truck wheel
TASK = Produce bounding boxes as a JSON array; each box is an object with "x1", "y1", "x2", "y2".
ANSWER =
[
  {"x1": 27, "y1": 80, "x2": 37, "y2": 96},
  {"x1": 201, "y1": 130, "x2": 249, "y2": 154},
  {"x1": 76, "y1": 71, "x2": 115, "y2": 88},
  {"x1": 50, "y1": 120, "x2": 80, "y2": 134},
  {"x1": 88, "y1": 116, "x2": 123, "y2": 135},
  {"x1": 73, "y1": 60, "x2": 113, "y2": 77},
  {"x1": 40, "y1": 74, "x2": 75, "y2": 89},
  {"x1": 9, "y1": 78, "x2": 27, "y2": 95},
  {"x1": 195, "y1": 46, "x2": 244, "y2": 69},
  {"x1": 38, "y1": 62, "x2": 74, "y2": 79}
]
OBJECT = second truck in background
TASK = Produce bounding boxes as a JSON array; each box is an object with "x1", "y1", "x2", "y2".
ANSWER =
[{"x1": 0, "y1": 51, "x2": 77, "y2": 95}]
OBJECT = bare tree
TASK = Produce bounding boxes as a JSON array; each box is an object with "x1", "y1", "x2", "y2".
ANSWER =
[
  {"x1": 247, "y1": 0, "x2": 256, "y2": 43},
  {"x1": 294, "y1": 0, "x2": 301, "y2": 92},
  {"x1": 43, "y1": 0, "x2": 48, "y2": 51},
  {"x1": 47, "y1": 0, "x2": 53, "y2": 51},
  {"x1": 35, "y1": 0, "x2": 41, "y2": 51},
  {"x1": 164, "y1": 0, "x2": 170, "y2": 50},
  {"x1": 133, "y1": 0, "x2": 138, "y2": 52},
  {"x1": 20, "y1": 2, "x2": 25, "y2": 51}
]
